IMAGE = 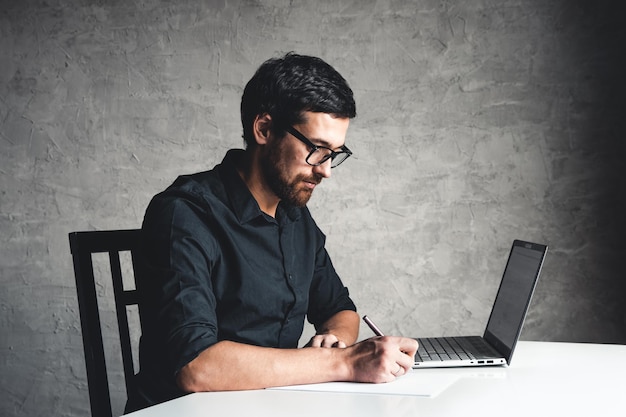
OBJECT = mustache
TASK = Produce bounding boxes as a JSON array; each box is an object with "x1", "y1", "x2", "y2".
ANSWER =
[{"x1": 302, "y1": 174, "x2": 322, "y2": 185}]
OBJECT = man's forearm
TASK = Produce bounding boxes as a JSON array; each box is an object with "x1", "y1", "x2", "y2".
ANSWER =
[
  {"x1": 176, "y1": 340, "x2": 351, "y2": 392},
  {"x1": 176, "y1": 333, "x2": 419, "y2": 393},
  {"x1": 177, "y1": 311, "x2": 359, "y2": 392}
]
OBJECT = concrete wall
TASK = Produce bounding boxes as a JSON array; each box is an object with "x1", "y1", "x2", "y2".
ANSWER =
[{"x1": 1, "y1": 0, "x2": 624, "y2": 416}]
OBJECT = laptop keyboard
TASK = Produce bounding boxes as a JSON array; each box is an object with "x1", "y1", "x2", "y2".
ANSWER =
[{"x1": 416, "y1": 336, "x2": 500, "y2": 362}]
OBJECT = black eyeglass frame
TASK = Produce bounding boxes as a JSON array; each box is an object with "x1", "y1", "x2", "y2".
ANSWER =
[{"x1": 285, "y1": 125, "x2": 352, "y2": 168}]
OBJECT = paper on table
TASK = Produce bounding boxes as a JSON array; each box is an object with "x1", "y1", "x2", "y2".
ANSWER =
[{"x1": 269, "y1": 371, "x2": 460, "y2": 398}]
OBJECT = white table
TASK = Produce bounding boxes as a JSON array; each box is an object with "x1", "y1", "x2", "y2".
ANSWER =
[{"x1": 125, "y1": 341, "x2": 626, "y2": 417}]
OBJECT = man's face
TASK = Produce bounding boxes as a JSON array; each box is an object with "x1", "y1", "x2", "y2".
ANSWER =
[{"x1": 260, "y1": 112, "x2": 350, "y2": 207}]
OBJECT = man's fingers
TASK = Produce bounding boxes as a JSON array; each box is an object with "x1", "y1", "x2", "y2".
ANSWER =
[
  {"x1": 309, "y1": 334, "x2": 343, "y2": 348},
  {"x1": 320, "y1": 334, "x2": 340, "y2": 347},
  {"x1": 391, "y1": 363, "x2": 406, "y2": 377},
  {"x1": 399, "y1": 337, "x2": 419, "y2": 357}
]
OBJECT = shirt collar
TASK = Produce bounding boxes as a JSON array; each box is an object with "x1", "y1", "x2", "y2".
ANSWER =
[{"x1": 218, "y1": 149, "x2": 301, "y2": 225}]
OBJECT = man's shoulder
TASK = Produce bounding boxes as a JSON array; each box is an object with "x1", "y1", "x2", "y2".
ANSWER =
[
  {"x1": 147, "y1": 168, "x2": 226, "y2": 213},
  {"x1": 158, "y1": 149, "x2": 243, "y2": 203},
  {"x1": 170, "y1": 169, "x2": 221, "y2": 193}
]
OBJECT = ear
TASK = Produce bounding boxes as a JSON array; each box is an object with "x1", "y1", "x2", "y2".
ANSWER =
[{"x1": 252, "y1": 113, "x2": 273, "y2": 146}]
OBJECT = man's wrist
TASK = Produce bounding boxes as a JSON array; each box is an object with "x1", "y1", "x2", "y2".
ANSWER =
[{"x1": 328, "y1": 344, "x2": 353, "y2": 381}]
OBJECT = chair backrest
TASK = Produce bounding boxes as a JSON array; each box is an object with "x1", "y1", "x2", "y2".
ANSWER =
[{"x1": 69, "y1": 229, "x2": 143, "y2": 417}]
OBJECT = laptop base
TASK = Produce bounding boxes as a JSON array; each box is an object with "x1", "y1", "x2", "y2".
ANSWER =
[{"x1": 413, "y1": 336, "x2": 507, "y2": 368}]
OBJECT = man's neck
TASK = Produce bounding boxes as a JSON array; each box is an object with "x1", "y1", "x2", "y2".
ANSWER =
[{"x1": 236, "y1": 150, "x2": 280, "y2": 218}]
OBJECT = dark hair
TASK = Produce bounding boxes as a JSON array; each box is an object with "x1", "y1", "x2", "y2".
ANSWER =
[{"x1": 240, "y1": 52, "x2": 356, "y2": 148}]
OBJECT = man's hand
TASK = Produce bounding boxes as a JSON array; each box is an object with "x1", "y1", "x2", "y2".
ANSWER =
[
  {"x1": 306, "y1": 333, "x2": 347, "y2": 348},
  {"x1": 343, "y1": 336, "x2": 419, "y2": 383},
  {"x1": 305, "y1": 310, "x2": 359, "y2": 348}
]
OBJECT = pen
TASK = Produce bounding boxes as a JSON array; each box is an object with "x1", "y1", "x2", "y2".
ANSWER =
[{"x1": 362, "y1": 315, "x2": 385, "y2": 336}]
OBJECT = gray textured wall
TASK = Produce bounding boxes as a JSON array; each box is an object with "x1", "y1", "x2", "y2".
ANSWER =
[{"x1": 1, "y1": 1, "x2": 624, "y2": 416}]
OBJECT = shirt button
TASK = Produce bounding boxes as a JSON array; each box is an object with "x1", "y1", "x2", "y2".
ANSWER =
[{"x1": 288, "y1": 274, "x2": 293, "y2": 281}]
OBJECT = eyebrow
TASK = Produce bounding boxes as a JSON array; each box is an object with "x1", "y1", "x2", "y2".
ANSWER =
[
  {"x1": 311, "y1": 138, "x2": 335, "y2": 148},
  {"x1": 310, "y1": 136, "x2": 346, "y2": 151}
]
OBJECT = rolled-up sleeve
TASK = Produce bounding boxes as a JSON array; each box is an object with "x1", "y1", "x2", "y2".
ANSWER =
[{"x1": 140, "y1": 193, "x2": 220, "y2": 376}]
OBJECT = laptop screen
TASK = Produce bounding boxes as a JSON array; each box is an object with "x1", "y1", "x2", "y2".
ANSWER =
[{"x1": 484, "y1": 240, "x2": 547, "y2": 362}]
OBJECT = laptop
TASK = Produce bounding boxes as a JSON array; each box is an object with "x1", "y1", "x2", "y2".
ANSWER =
[{"x1": 413, "y1": 239, "x2": 547, "y2": 368}]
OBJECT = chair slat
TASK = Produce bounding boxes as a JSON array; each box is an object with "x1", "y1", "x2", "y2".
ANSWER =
[
  {"x1": 109, "y1": 250, "x2": 137, "y2": 397},
  {"x1": 69, "y1": 229, "x2": 142, "y2": 417}
]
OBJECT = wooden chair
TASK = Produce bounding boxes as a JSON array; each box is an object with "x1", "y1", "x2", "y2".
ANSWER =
[{"x1": 69, "y1": 229, "x2": 143, "y2": 417}]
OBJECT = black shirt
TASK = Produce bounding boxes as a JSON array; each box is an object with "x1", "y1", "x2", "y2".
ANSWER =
[{"x1": 126, "y1": 149, "x2": 356, "y2": 412}]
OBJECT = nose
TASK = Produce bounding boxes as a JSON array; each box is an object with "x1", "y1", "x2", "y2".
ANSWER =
[{"x1": 313, "y1": 159, "x2": 332, "y2": 179}]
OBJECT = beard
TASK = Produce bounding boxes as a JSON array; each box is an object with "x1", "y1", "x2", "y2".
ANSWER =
[{"x1": 260, "y1": 140, "x2": 322, "y2": 207}]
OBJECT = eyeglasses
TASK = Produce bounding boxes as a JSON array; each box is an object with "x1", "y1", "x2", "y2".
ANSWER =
[{"x1": 285, "y1": 126, "x2": 352, "y2": 168}]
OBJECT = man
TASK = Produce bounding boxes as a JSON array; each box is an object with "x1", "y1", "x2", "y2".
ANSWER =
[{"x1": 126, "y1": 53, "x2": 418, "y2": 413}]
